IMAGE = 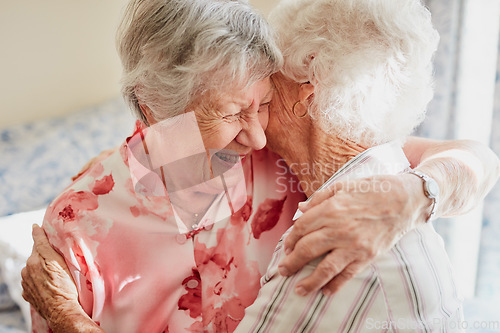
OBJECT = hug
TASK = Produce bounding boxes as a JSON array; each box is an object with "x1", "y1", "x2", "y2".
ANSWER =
[{"x1": 21, "y1": 0, "x2": 500, "y2": 332}]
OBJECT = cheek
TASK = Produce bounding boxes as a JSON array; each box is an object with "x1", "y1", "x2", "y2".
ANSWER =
[
  {"x1": 267, "y1": 100, "x2": 281, "y2": 132},
  {"x1": 198, "y1": 120, "x2": 241, "y2": 150},
  {"x1": 259, "y1": 109, "x2": 269, "y2": 131}
]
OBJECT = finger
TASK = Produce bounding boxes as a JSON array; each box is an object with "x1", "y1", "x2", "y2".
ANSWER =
[
  {"x1": 279, "y1": 230, "x2": 335, "y2": 276},
  {"x1": 284, "y1": 199, "x2": 342, "y2": 252},
  {"x1": 21, "y1": 268, "x2": 38, "y2": 306},
  {"x1": 21, "y1": 267, "x2": 30, "y2": 300},
  {"x1": 32, "y1": 225, "x2": 57, "y2": 259},
  {"x1": 31, "y1": 229, "x2": 76, "y2": 287},
  {"x1": 30, "y1": 242, "x2": 36, "y2": 256},
  {"x1": 33, "y1": 226, "x2": 67, "y2": 266},
  {"x1": 322, "y1": 262, "x2": 366, "y2": 296},
  {"x1": 25, "y1": 250, "x2": 42, "y2": 274},
  {"x1": 26, "y1": 247, "x2": 54, "y2": 283},
  {"x1": 21, "y1": 285, "x2": 34, "y2": 306},
  {"x1": 294, "y1": 250, "x2": 352, "y2": 296},
  {"x1": 21, "y1": 288, "x2": 30, "y2": 303},
  {"x1": 21, "y1": 276, "x2": 35, "y2": 304},
  {"x1": 32, "y1": 224, "x2": 47, "y2": 245},
  {"x1": 300, "y1": 181, "x2": 351, "y2": 212}
]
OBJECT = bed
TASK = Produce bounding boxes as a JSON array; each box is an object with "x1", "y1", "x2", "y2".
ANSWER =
[{"x1": 0, "y1": 97, "x2": 134, "y2": 332}]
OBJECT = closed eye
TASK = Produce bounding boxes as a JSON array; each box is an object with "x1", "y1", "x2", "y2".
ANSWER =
[
  {"x1": 223, "y1": 113, "x2": 242, "y2": 122},
  {"x1": 259, "y1": 102, "x2": 270, "y2": 113}
]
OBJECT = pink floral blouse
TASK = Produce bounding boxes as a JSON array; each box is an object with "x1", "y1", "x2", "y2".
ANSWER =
[{"x1": 32, "y1": 126, "x2": 304, "y2": 333}]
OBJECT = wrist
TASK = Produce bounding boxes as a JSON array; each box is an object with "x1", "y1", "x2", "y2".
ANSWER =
[
  {"x1": 49, "y1": 308, "x2": 103, "y2": 333},
  {"x1": 407, "y1": 169, "x2": 440, "y2": 223}
]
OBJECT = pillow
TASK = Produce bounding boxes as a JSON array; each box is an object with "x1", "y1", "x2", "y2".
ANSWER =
[{"x1": 0, "y1": 208, "x2": 46, "y2": 331}]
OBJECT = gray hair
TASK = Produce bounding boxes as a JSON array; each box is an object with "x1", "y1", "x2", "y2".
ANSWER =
[
  {"x1": 269, "y1": 0, "x2": 440, "y2": 146},
  {"x1": 117, "y1": 0, "x2": 283, "y2": 124}
]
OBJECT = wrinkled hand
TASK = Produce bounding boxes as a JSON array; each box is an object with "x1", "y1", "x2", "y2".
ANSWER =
[
  {"x1": 21, "y1": 225, "x2": 85, "y2": 329},
  {"x1": 279, "y1": 174, "x2": 430, "y2": 296}
]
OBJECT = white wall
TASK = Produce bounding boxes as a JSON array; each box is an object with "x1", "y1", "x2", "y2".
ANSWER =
[
  {"x1": 251, "y1": 0, "x2": 280, "y2": 16},
  {"x1": 0, "y1": 1, "x2": 126, "y2": 128},
  {"x1": 0, "y1": 0, "x2": 280, "y2": 129}
]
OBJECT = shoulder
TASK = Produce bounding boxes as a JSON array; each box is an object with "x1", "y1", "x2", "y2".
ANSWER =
[{"x1": 42, "y1": 147, "x2": 129, "y2": 243}]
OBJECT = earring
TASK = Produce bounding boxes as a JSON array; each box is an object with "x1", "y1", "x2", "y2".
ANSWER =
[{"x1": 292, "y1": 101, "x2": 308, "y2": 118}]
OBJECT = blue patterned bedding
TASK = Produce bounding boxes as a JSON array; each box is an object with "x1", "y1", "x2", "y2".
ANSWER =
[
  {"x1": 0, "y1": 98, "x2": 135, "y2": 216},
  {"x1": 0, "y1": 97, "x2": 135, "y2": 332}
]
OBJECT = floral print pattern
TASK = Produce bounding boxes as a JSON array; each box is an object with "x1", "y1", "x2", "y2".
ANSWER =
[{"x1": 31, "y1": 130, "x2": 305, "y2": 333}]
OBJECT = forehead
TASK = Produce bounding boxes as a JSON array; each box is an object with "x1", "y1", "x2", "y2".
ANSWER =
[{"x1": 226, "y1": 77, "x2": 272, "y2": 103}]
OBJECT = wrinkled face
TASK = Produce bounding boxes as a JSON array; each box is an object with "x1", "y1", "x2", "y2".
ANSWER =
[
  {"x1": 137, "y1": 77, "x2": 273, "y2": 197},
  {"x1": 192, "y1": 77, "x2": 273, "y2": 155},
  {"x1": 264, "y1": 73, "x2": 303, "y2": 156},
  {"x1": 132, "y1": 78, "x2": 273, "y2": 228},
  {"x1": 174, "y1": 76, "x2": 274, "y2": 191}
]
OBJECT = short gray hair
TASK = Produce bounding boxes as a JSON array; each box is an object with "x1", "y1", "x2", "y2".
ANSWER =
[
  {"x1": 270, "y1": 0, "x2": 439, "y2": 146},
  {"x1": 117, "y1": 0, "x2": 283, "y2": 124}
]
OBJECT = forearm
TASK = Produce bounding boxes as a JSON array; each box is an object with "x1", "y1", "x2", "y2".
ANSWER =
[{"x1": 404, "y1": 137, "x2": 500, "y2": 218}]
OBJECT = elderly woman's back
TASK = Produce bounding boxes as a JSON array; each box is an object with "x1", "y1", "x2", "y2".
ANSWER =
[{"x1": 235, "y1": 0, "x2": 463, "y2": 331}]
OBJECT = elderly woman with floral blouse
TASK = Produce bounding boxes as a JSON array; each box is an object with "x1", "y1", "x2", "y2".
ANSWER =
[{"x1": 22, "y1": 0, "x2": 499, "y2": 332}]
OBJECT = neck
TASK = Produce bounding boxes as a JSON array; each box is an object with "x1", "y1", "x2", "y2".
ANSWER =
[
  {"x1": 278, "y1": 127, "x2": 366, "y2": 197},
  {"x1": 168, "y1": 190, "x2": 218, "y2": 227},
  {"x1": 267, "y1": 72, "x2": 367, "y2": 197}
]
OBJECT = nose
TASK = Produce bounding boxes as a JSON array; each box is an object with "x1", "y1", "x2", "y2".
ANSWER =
[{"x1": 236, "y1": 116, "x2": 267, "y2": 150}]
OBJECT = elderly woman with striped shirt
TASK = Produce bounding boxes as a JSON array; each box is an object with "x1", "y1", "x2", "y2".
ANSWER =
[{"x1": 234, "y1": 0, "x2": 499, "y2": 331}]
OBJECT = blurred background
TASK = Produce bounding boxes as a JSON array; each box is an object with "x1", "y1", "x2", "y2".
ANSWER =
[
  {"x1": 0, "y1": 0, "x2": 499, "y2": 332},
  {"x1": 0, "y1": 0, "x2": 275, "y2": 127}
]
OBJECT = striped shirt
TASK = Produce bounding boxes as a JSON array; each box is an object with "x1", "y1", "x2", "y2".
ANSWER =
[
  {"x1": 235, "y1": 144, "x2": 464, "y2": 333},
  {"x1": 235, "y1": 225, "x2": 464, "y2": 333}
]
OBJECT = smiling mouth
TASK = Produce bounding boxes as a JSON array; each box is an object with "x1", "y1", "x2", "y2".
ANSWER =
[{"x1": 214, "y1": 151, "x2": 240, "y2": 164}]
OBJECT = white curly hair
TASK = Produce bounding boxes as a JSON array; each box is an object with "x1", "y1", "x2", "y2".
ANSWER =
[{"x1": 269, "y1": 0, "x2": 440, "y2": 145}]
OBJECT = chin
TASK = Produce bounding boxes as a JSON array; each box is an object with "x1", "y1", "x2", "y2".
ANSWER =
[{"x1": 189, "y1": 166, "x2": 244, "y2": 195}]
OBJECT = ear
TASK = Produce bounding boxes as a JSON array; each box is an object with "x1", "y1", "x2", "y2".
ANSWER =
[
  {"x1": 135, "y1": 85, "x2": 157, "y2": 126},
  {"x1": 138, "y1": 102, "x2": 157, "y2": 126},
  {"x1": 298, "y1": 82, "x2": 315, "y2": 104}
]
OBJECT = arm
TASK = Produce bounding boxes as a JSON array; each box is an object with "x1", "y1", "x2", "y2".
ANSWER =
[
  {"x1": 403, "y1": 136, "x2": 500, "y2": 218},
  {"x1": 278, "y1": 137, "x2": 500, "y2": 296},
  {"x1": 22, "y1": 225, "x2": 105, "y2": 333}
]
